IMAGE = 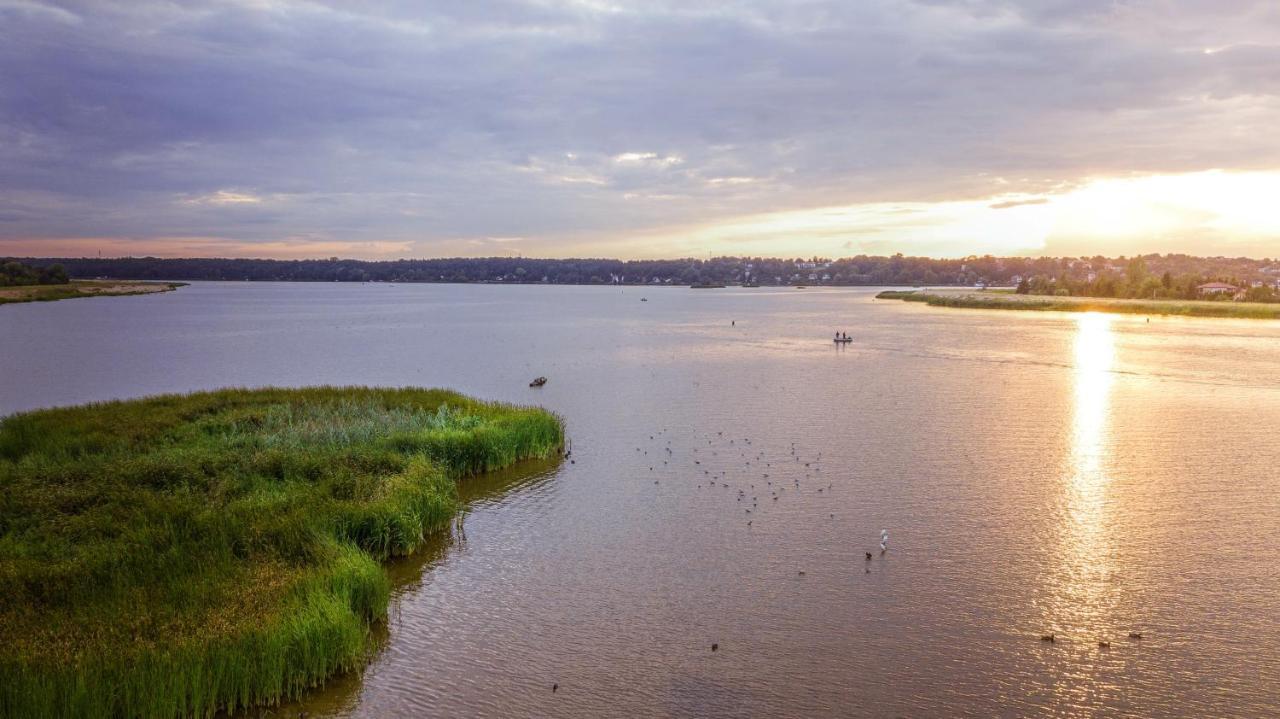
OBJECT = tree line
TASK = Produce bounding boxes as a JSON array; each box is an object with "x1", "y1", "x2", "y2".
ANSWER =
[
  {"x1": 4, "y1": 253, "x2": 1278, "y2": 296},
  {"x1": 1015, "y1": 255, "x2": 1279, "y2": 303},
  {"x1": 1, "y1": 261, "x2": 69, "y2": 287}
]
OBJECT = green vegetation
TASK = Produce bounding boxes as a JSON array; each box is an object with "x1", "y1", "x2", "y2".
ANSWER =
[
  {"x1": 1014, "y1": 255, "x2": 1279, "y2": 303},
  {"x1": 0, "y1": 279, "x2": 184, "y2": 305},
  {"x1": 0, "y1": 387, "x2": 563, "y2": 718},
  {"x1": 1, "y1": 260, "x2": 69, "y2": 287},
  {"x1": 876, "y1": 289, "x2": 1280, "y2": 319}
]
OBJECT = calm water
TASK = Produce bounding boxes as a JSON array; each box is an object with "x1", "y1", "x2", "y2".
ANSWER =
[{"x1": 3, "y1": 283, "x2": 1279, "y2": 717}]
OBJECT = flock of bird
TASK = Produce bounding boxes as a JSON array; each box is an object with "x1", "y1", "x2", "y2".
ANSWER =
[
  {"x1": 633, "y1": 427, "x2": 889, "y2": 569},
  {"x1": 546, "y1": 424, "x2": 1144, "y2": 695},
  {"x1": 623, "y1": 427, "x2": 1140, "y2": 656}
]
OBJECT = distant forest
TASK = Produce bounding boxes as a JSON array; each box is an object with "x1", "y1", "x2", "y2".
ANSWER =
[
  {"x1": 1, "y1": 260, "x2": 69, "y2": 287},
  {"x1": 6, "y1": 254, "x2": 1280, "y2": 293}
]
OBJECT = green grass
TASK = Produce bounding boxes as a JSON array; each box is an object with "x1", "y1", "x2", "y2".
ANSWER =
[
  {"x1": 0, "y1": 280, "x2": 184, "y2": 305},
  {"x1": 875, "y1": 289, "x2": 1280, "y2": 319},
  {"x1": 0, "y1": 387, "x2": 563, "y2": 718}
]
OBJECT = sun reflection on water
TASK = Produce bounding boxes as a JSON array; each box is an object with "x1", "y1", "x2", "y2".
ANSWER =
[
  {"x1": 1071, "y1": 312, "x2": 1114, "y2": 534},
  {"x1": 1034, "y1": 312, "x2": 1123, "y2": 708},
  {"x1": 1051, "y1": 312, "x2": 1118, "y2": 637}
]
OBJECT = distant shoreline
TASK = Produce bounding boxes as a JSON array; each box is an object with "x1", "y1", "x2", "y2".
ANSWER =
[
  {"x1": 876, "y1": 289, "x2": 1280, "y2": 319},
  {"x1": 0, "y1": 280, "x2": 185, "y2": 306},
  {"x1": 7, "y1": 253, "x2": 1277, "y2": 290}
]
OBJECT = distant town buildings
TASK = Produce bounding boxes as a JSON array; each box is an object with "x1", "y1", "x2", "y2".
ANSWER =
[{"x1": 1197, "y1": 281, "x2": 1241, "y2": 296}]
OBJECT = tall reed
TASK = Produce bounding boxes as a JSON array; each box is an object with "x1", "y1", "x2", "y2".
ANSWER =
[
  {"x1": 876, "y1": 289, "x2": 1280, "y2": 318},
  {"x1": 0, "y1": 386, "x2": 563, "y2": 718}
]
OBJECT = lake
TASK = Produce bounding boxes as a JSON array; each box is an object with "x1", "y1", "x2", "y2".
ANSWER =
[{"x1": 3, "y1": 282, "x2": 1279, "y2": 717}]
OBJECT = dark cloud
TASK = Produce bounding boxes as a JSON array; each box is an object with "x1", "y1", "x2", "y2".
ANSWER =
[{"x1": 1, "y1": 0, "x2": 1278, "y2": 255}]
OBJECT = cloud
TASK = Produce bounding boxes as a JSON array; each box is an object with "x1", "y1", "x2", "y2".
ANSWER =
[
  {"x1": 180, "y1": 190, "x2": 264, "y2": 206},
  {"x1": 1, "y1": 1, "x2": 1279, "y2": 258},
  {"x1": 989, "y1": 198, "x2": 1049, "y2": 210}
]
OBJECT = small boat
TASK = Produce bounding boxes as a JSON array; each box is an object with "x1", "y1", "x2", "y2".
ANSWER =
[
  {"x1": 833, "y1": 337, "x2": 852, "y2": 343},
  {"x1": 529, "y1": 376, "x2": 547, "y2": 387},
  {"x1": 640, "y1": 297, "x2": 648, "y2": 302}
]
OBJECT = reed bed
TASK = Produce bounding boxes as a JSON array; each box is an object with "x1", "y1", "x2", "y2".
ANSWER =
[
  {"x1": 0, "y1": 386, "x2": 563, "y2": 718},
  {"x1": 876, "y1": 289, "x2": 1280, "y2": 319},
  {"x1": 0, "y1": 280, "x2": 184, "y2": 305}
]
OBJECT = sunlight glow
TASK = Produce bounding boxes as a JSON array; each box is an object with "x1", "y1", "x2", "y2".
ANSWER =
[
  {"x1": 626, "y1": 169, "x2": 1280, "y2": 260},
  {"x1": 1052, "y1": 170, "x2": 1280, "y2": 243}
]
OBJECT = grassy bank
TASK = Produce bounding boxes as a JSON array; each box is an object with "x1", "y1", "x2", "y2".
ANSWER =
[
  {"x1": 0, "y1": 387, "x2": 563, "y2": 718},
  {"x1": 0, "y1": 279, "x2": 185, "y2": 305},
  {"x1": 875, "y1": 289, "x2": 1280, "y2": 319}
]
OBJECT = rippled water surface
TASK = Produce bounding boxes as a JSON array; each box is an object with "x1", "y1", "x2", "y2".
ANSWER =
[{"x1": 3, "y1": 283, "x2": 1279, "y2": 717}]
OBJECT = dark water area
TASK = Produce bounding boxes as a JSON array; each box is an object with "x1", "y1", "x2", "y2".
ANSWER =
[{"x1": 3, "y1": 283, "x2": 1279, "y2": 717}]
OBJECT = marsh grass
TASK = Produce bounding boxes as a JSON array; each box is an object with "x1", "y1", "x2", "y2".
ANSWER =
[
  {"x1": 876, "y1": 289, "x2": 1280, "y2": 319},
  {"x1": 0, "y1": 387, "x2": 562, "y2": 718},
  {"x1": 0, "y1": 280, "x2": 184, "y2": 305}
]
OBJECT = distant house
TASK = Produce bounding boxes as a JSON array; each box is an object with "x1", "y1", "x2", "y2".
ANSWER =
[{"x1": 1198, "y1": 282, "x2": 1240, "y2": 295}]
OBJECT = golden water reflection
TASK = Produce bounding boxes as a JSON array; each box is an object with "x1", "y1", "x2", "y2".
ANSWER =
[{"x1": 1051, "y1": 312, "x2": 1118, "y2": 636}]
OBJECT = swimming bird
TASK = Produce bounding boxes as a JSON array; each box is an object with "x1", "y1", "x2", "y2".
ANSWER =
[
  {"x1": 1128, "y1": 632, "x2": 1143, "y2": 639},
  {"x1": 553, "y1": 684, "x2": 558, "y2": 693},
  {"x1": 1041, "y1": 634, "x2": 1056, "y2": 643},
  {"x1": 1098, "y1": 641, "x2": 1110, "y2": 649},
  {"x1": 711, "y1": 643, "x2": 718, "y2": 652},
  {"x1": 865, "y1": 552, "x2": 872, "y2": 561}
]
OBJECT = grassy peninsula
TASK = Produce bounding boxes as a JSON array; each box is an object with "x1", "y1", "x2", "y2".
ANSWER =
[
  {"x1": 0, "y1": 279, "x2": 184, "y2": 305},
  {"x1": 876, "y1": 289, "x2": 1280, "y2": 319},
  {"x1": 0, "y1": 387, "x2": 563, "y2": 718}
]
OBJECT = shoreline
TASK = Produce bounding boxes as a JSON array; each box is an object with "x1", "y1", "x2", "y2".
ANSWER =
[
  {"x1": 876, "y1": 289, "x2": 1280, "y2": 320},
  {"x1": 0, "y1": 279, "x2": 185, "y2": 305}
]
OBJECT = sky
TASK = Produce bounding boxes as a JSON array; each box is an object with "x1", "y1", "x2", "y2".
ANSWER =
[{"x1": 1, "y1": 0, "x2": 1279, "y2": 260}]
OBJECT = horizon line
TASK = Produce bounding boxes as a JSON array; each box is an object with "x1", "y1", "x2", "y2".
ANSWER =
[{"x1": 6, "y1": 251, "x2": 1279, "y2": 264}]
